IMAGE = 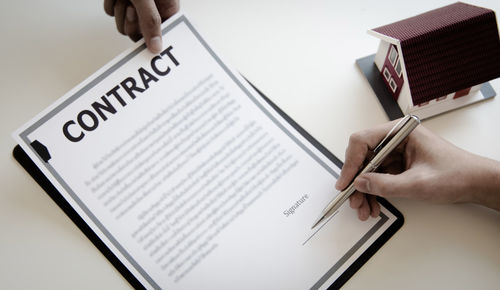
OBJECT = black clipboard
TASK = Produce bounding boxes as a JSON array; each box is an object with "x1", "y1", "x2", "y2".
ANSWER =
[{"x1": 13, "y1": 82, "x2": 404, "y2": 290}]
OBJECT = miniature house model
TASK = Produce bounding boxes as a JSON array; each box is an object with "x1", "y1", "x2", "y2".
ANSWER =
[{"x1": 368, "y1": 2, "x2": 500, "y2": 119}]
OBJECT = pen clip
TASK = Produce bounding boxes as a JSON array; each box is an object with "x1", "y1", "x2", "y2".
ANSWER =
[{"x1": 372, "y1": 115, "x2": 410, "y2": 154}]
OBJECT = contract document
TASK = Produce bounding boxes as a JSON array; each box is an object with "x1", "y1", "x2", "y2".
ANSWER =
[{"x1": 13, "y1": 13, "x2": 403, "y2": 290}]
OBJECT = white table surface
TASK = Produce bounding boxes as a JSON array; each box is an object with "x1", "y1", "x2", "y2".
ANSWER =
[{"x1": 1, "y1": 0, "x2": 499, "y2": 289}]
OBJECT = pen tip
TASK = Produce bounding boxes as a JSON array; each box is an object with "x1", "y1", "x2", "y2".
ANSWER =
[{"x1": 311, "y1": 216, "x2": 324, "y2": 229}]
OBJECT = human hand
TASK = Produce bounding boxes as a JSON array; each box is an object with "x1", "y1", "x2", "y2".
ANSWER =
[
  {"x1": 104, "y1": 0, "x2": 180, "y2": 53},
  {"x1": 335, "y1": 119, "x2": 500, "y2": 221}
]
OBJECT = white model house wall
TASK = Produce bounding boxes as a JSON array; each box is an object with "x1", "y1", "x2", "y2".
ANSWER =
[
  {"x1": 374, "y1": 40, "x2": 389, "y2": 70},
  {"x1": 397, "y1": 80, "x2": 412, "y2": 114},
  {"x1": 408, "y1": 83, "x2": 486, "y2": 119},
  {"x1": 393, "y1": 43, "x2": 412, "y2": 114}
]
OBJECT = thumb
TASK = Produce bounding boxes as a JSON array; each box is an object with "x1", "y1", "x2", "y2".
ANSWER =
[{"x1": 354, "y1": 172, "x2": 410, "y2": 198}]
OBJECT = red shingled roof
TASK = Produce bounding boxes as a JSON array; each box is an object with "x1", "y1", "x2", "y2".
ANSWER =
[{"x1": 372, "y1": 2, "x2": 500, "y2": 105}]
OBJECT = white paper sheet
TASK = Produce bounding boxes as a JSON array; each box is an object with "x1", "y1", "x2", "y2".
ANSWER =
[{"x1": 14, "y1": 14, "x2": 399, "y2": 290}]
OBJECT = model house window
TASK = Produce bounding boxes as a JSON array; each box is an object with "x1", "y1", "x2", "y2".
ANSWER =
[
  {"x1": 389, "y1": 78, "x2": 397, "y2": 92},
  {"x1": 383, "y1": 67, "x2": 391, "y2": 81},
  {"x1": 389, "y1": 46, "x2": 398, "y2": 66},
  {"x1": 395, "y1": 59, "x2": 402, "y2": 77}
]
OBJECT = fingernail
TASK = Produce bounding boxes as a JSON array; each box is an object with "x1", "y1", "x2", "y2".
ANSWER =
[
  {"x1": 149, "y1": 36, "x2": 162, "y2": 54},
  {"x1": 126, "y1": 6, "x2": 136, "y2": 22},
  {"x1": 356, "y1": 176, "x2": 371, "y2": 193}
]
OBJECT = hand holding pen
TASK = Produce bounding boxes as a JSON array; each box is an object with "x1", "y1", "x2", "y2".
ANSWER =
[
  {"x1": 334, "y1": 117, "x2": 500, "y2": 221},
  {"x1": 312, "y1": 115, "x2": 420, "y2": 228}
]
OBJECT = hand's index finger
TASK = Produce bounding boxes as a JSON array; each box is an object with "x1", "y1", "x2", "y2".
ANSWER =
[
  {"x1": 336, "y1": 133, "x2": 370, "y2": 190},
  {"x1": 130, "y1": 0, "x2": 163, "y2": 53},
  {"x1": 336, "y1": 119, "x2": 401, "y2": 191}
]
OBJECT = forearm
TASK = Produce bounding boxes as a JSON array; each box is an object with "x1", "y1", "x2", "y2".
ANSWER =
[{"x1": 468, "y1": 154, "x2": 500, "y2": 211}]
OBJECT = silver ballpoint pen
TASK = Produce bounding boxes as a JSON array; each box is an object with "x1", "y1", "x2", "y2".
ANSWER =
[{"x1": 311, "y1": 115, "x2": 421, "y2": 229}]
